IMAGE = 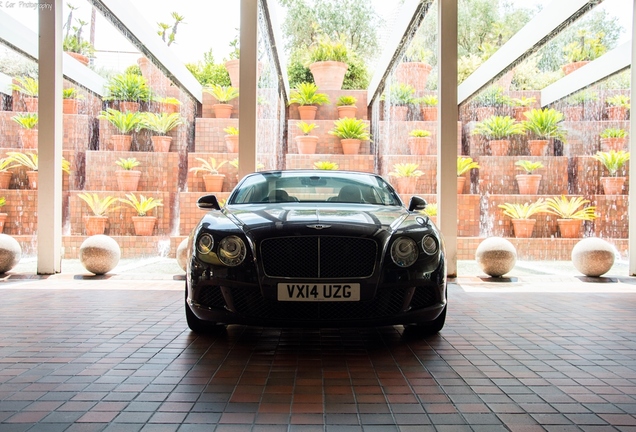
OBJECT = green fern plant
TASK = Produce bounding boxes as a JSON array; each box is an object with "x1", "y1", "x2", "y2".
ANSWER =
[
  {"x1": 336, "y1": 95, "x2": 357, "y2": 106},
  {"x1": 223, "y1": 126, "x2": 239, "y2": 135},
  {"x1": 11, "y1": 76, "x2": 38, "y2": 96},
  {"x1": 389, "y1": 163, "x2": 423, "y2": 178},
  {"x1": 77, "y1": 193, "x2": 120, "y2": 216},
  {"x1": 11, "y1": 113, "x2": 38, "y2": 130},
  {"x1": 6, "y1": 151, "x2": 70, "y2": 174},
  {"x1": 600, "y1": 128, "x2": 627, "y2": 139},
  {"x1": 606, "y1": 94, "x2": 630, "y2": 108},
  {"x1": 203, "y1": 84, "x2": 240, "y2": 103},
  {"x1": 498, "y1": 199, "x2": 547, "y2": 219},
  {"x1": 409, "y1": 129, "x2": 432, "y2": 138},
  {"x1": 140, "y1": 112, "x2": 184, "y2": 135},
  {"x1": 545, "y1": 195, "x2": 597, "y2": 220},
  {"x1": 313, "y1": 161, "x2": 339, "y2": 170},
  {"x1": 98, "y1": 108, "x2": 142, "y2": 134},
  {"x1": 457, "y1": 157, "x2": 480, "y2": 176},
  {"x1": 189, "y1": 157, "x2": 227, "y2": 175},
  {"x1": 515, "y1": 160, "x2": 544, "y2": 174},
  {"x1": 472, "y1": 115, "x2": 525, "y2": 140},
  {"x1": 105, "y1": 73, "x2": 151, "y2": 102},
  {"x1": 296, "y1": 121, "x2": 318, "y2": 135},
  {"x1": 289, "y1": 82, "x2": 330, "y2": 106},
  {"x1": 523, "y1": 108, "x2": 567, "y2": 141},
  {"x1": 329, "y1": 118, "x2": 370, "y2": 141},
  {"x1": 119, "y1": 193, "x2": 163, "y2": 217},
  {"x1": 592, "y1": 150, "x2": 630, "y2": 177},
  {"x1": 115, "y1": 157, "x2": 140, "y2": 170}
]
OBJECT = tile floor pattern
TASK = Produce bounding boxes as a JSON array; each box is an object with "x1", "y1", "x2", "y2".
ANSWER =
[{"x1": 0, "y1": 276, "x2": 635, "y2": 431}]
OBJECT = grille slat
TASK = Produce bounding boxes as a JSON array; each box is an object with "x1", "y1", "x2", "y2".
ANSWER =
[{"x1": 261, "y1": 236, "x2": 376, "y2": 279}]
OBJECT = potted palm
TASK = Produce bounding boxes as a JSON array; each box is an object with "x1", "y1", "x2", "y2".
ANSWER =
[
  {"x1": 11, "y1": 76, "x2": 38, "y2": 112},
  {"x1": 6, "y1": 151, "x2": 70, "y2": 190},
  {"x1": 336, "y1": 95, "x2": 358, "y2": 119},
  {"x1": 289, "y1": 82, "x2": 330, "y2": 121},
  {"x1": 140, "y1": 112, "x2": 184, "y2": 152},
  {"x1": 511, "y1": 96, "x2": 536, "y2": 121},
  {"x1": 224, "y1": 36, "x2": 241, "y2": 87},
  {"x1": 0, "y1": 158, "x2": 13, "y2": 190},
  {"x1": 11, "y1": 113, "x2": 38, "y2": 149},
  {"x1": 98, "y1": 108, "x2": 143, "y2": 151},
  {"x1": 395, "y1": 39, "x2": 432, "y2": 91},
  {"x1": 62, "y1": 88, "x2": 84, "y2": 114},
  {"x1": 387, "y1": 82, "x2": 416, "y2": 121},
  {"x1": 328, "y1": 117, "x2": 370, "y2": 155},
  {"x1": 153, "y1": 96, "x2": 181, "y2": 114},
  {"x1": 515, "y1": 160, "x2": 544, "y2": 195},
  {"x1": 562, "y1": 30, "x2": 607, "y2": 75},
  {"x1": 203, "y1": 84, "x2": 239, "y2": 119},
  {"x1": 457, "y1": 157, "x2": 480, "y2": 194},
  {"x1": 223, "y1": 126, "x2": 239, "y2": 153},
  {"x1": 605, "y1": 94, "x2": 630, "y2": 121},
  {"x1": 119, "y1": 193, "x2": 163, "y2": 236},
  {"x1": 522, "y1": 108, "x2": 567, "y2": 156},
  {"x1": 389, "y1": 163, "x2": 423, "y2": 194},
  {"x1": 104, "y1": 72, "x2": 152, "y2": 112},
  {"x1": 600, "y1": 128, "x2": 627, "y2": 152},
  {"x1": 77, "y1": 192, "x2": 120, "y2": 236},
  {"x1": 592, "y1": 150, "x2": 630, "y2": 195},
  {"x1": 471, "y1": 115, "x2": 524, "y2": 156},
  {"x1": 417, "y1": 95, "x2": 438, "y2": 121},
  {"x1": 114, "y1": 157, "x2": 141, "y2": 191},
  {"x1": 498, "y1": 199, "x2": 547, "y2": 238},
  {"x1": 0, "y1": 197, "x2": 7, "y2": 233},
  {"x1": 308, "y1": 34, "x2": 349, "y2": 90},
  {"x1": 295, "y1": 121, "x2": 319, "y2": 154},
  {"x1": 408, "y1": 129, "x2": 432, "y2": 155},
  {"x1": 63, "y1": 10, "x2": 94, "y2": 66},
  {"x1": 189, "y1": 157, "x2": 228, "y2": 192},
  {"x1": 313, "y1": 161, "x2": 339, "y2": 170},
  {"x1": 545, "y1": 195, "x2": 597, "y2": 238}
]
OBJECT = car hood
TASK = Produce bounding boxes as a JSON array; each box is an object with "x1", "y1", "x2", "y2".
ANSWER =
[{"x1": 224, "y1": 204, "x2": 409, "y2": 236}]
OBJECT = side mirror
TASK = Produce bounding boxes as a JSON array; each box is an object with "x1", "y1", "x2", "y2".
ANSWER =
[
  {"x1": 197, "y1": 195, "x2": 221, "y2": 210},
  {"x1": 408, "y1": 196, "x2": 427, "y2": 212}
]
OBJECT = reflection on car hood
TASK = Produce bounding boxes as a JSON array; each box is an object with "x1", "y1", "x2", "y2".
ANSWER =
[{"x1": 225, "y1": 204, "x2": 408, "y2": 234}]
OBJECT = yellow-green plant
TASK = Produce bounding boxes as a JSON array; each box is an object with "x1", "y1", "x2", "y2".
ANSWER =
[
  {"x1": 606, "y1": 94, "x2": 630, "y2": 108},
  {"x1": 289, "y1": 82, "x2": 330, "y2": 106},
  {"x1": 457, "y1": 157, "x2": 480, "y2": 176},
  {"x1": 389, "y1": 163, "x2": 423, "y2": 178},
  {"x1": 296, "y1": 121, "x2": 318, "y2": 135},
  {"x1": 329, "y1": 117, "x2": 370, "y2": 141},
  {"x1": 0, "y1": 197, "x2": 6, "y2": 208},
  {"x1": 308, "y1": 34, "x2": 348, "y2": 63},
  {"x1": 189, "y1": 157, "x2": 227, "y2": 175},
  {"x1": 499, "y1": 199, "x2": 547, "y2": 219},
  {"x1": 104, "y1": 73, "x2": 152, "y2": 102},
  {"x1": 515, "y1": 160, "x2": 544, "y2": 174},
  {"x1": 98, "y1": 108, "x2": 142, "y2": 134},
  {"x1": 563, "y1": 30, "x2": 607, "y2": 63},
  {"x1": 336, "y1": 95, "x2": 357, "y2": 106},
  {"x1": 115, "y1": 157, "x2": 140, "y2": 170},
  {"x1": 472, "y1": 115, "x2": 525, "y2": 140},
  {"x1": 523, "y1": 108, "x2": 567, "y2": 142},
  {"x1": 140, "y1": 112, "x2": 184, "y2": 135},
  {"x1": 416, "y1": 95, "x2": 438, "y2": 107},
  {"x1": 6, "y1": 151, "x2": 70, "y2": 173},
  {"x1": 119, "y1": 193, "x2": 163, "y2": 217},
  {"x1": 409, "y1": 129, "x2": 431, "y2": 138},
  {"x1": 511, "y1": 96, "x2": 536, "y2": 107},
  {"x1": 11, "y1": 76, "x2": 38, "y2": 96},
  {"x1": 77, "y1": 193, "x2": 120, "y2": 216},
  {"x1": 204, "y1": 84, "x2": 239, "y2": 103},
  {"x1": 592, "y1": 150, "x2": 630, "y2": 177},
  {"x1": 63, "y1": 88, "x2": 84, "y2": 99},
  {"x1": 420, "y1": 203, "x2": 437, "y2": 217},
  {"x1": 12, "y1": 113, "x2": 38, "y2": 130},
  {"x1": 223, "y1": 126, "x2": 239, "y2": 136},
  {"x1": 154, "y1": 96, "x2": 181, "y2": 106},
  {"x1": 545, "y1": 195, "x2": 597, "y2": 220},
  {"x1": 600, "y1": 128, "x2": 627, "y2": 139},
  {"x1": 313, "y1": 161, "x2": 339, "y2": 170}
]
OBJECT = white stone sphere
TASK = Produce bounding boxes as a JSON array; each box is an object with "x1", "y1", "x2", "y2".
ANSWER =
[
  {"x1": 176, "y1": 238, "x2": 189, "y2": 271},
  {"x1": 571, "y1": 237, "x2": 615, "y2": 277},
  {"x1": 0, "y1": 234, "x2": 22, "y2": 273},
  {"x1": 475, "y1": 237, "x2": 517, "y2": 277},
  {"x1": 79, "y1": 235, "x2": 121, "y2": 275}
]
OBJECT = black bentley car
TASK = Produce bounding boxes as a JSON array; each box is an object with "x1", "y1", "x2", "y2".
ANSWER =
[{"x1": 185, "y1": 170, "x2": 447, "y2": 333}]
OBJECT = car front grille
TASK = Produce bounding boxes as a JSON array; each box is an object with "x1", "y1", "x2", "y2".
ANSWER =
[{"x1": 260, "y1": 236, "x2": 377, "y2": 279}]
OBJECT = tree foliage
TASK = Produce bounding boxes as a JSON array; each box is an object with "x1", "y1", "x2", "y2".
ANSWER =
[{"x1": 185, "y1": 48, "x2": 231, "y2": 87}]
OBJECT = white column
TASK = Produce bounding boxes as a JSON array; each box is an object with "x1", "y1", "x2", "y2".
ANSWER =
[
  {"x1": 630, "y1": 0, "x2": 636, "y2": 275},
  {"x1": 438, "y1": 0, "x2": 458, "y2": 277},
  {"x1": 238, "y1": 0, "x2": 258, "y2": 179},
  {"x1": 37, "y1": 0, "x2": 63, "y2": 274}
]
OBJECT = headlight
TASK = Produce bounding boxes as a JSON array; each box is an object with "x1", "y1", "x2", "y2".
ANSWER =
[
  {"x1": 196, "y1": 233, "x2": 214, "y2": 255},
  {"x1": 390, "y1": 237, "x2": 418, "y2": 267},
  {"x1": 218, "y1": 236, "x2": 247, "y2": 266},
  {"x1": 421, "y1": 235, "x2": 438, "y2": 255}
]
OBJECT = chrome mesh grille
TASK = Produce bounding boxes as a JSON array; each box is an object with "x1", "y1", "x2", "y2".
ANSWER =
[{"x1": 260, "y1": 236, "x2": 377, "y2": 279}]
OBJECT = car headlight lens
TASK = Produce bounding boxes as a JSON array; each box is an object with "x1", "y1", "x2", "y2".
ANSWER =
[
  {"x1": 422, "y1": 235, "x2": 438, "y2": 255},
  {"x1": 196, "y1": 233, "x2": 214, "y2": 255},
  {"x1": 218, "y1": 236, "x2": 247, "y2": 266},
  {"x1": 391, "y1": 237, "x2": 418, "y2": 267}
]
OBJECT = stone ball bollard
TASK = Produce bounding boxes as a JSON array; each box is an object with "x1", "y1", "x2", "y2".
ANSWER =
[
  {"x1": 0, "y1": 234, "x2": 22, "y2": 273},
  {"x1": 475, "y1": 237, "x2": 517, "y2": 277},
  {"x1": 176, "y1": 238, "x2": 189, "y2": 271},
  {"x1": 571, "y1": 237, "x2": 615, "y2": 277},
  {"x1": 79, "y1": 235, "x2": 121, "y2": 275}
]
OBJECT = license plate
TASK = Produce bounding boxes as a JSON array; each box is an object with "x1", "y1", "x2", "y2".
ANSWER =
[{"x1": 277, "y1": 283, "x2": 360, "y2": 302}]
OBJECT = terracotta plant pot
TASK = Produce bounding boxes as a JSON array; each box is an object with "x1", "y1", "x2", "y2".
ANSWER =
[
  {"x1": 132, "y1": 216, "x2": 157, "y2": 236},
  {"x1": 19, "y1": 129, "x2": 38, "y2": 149},
  {"x1": 118, "y1": 101, "x2": 140, "y2": 112},
  {"x1": 225, "y1": 59, "x2": 240, "y2": 88},
  {"x1": 85, "y1": 215, "x2": 108, "y2": 236},
  {"x1": 337, "y1": 106, "x2": 357, "y2": 119},
  {"x1": 563, "y1": 106, "x2": 583, "y2": 121},
  {"x1": 225, "y1": 135, "x2": 239, "y2": 153},
  {"x1": 393, "y1": 177, "x2": 418, "y2": 195},
  {"x1": 340, "y1": 139, "x2": 361, "y2": 155},
  {"x1": 0, "y1": 213, "x2": 7, "y2": 233},
  {"x1": 606, "y1": 106, "x2": 628, "y2": 121},
  {"x1": 151, "y1": 136, "x2": 172, "y2": 152},
  {"x1": 600, "y1": 138, "x2": 627, "y2": 152},
  {"x1": 66, "y1": 51, "x2": 89, "y2": 66},
  {"x1": 296, "y1": 136, "x2": 318, "y2": 154},
  {"x1": 420, "y1": 106, "x2": 437, "y2": 121},
  {"x1": 389, "y1": 106, "x2": 408, "y2": 121},
  {"x1": 557, "y1": 219, "x2": 581, "y2": 238},
  {"x1": 408, "y1": 137, "x2": 431, "y2": 155},
  {"x1": 0, "y1": 171, "x2": 12, "y2": 189},
  {"x1": 600, "y1": 176, "x2": 625, "y2": 195},
  {"x1": 511, "y1": 219, "x2": 536, "y2": 238},
  {"x1": 395, "y1": 62, "x2": 432, "y2": 91},
  {"x1": 115, "y1": 170, "x2": 141, "y2": 191},
  {"x1": 213, "y1": 104, "x2": 233, "y2": 119},
  {"x1": 516, "y1": 174, "x2": 542, "y2": 195},
  {"x1": 562, "y1": 61, "x2": 589, "y2": 75},
  {"x1": 297, "y1": 105, "x2": 317, "y2": 121},
  {"x1": 63, "y1": 99, "x2": 79, "y2": 114},
  {"x1": 489, "y1": 139, "x2": 510, "y2": 156},
  {"x1": 203, "y1": 174, "x2": 225, "y2": 192},
  {"x1": 527, "y1": 139, "x2": 549, "y2": 157},
  {"x1": 513, "y1": 107, "x2": 529, "y2": 121},
  {"x1": 23, "y1": 96, "x2": 38, "y2": 113},
  {"x1": 475, "y1": 107, "x2": 495, "y2": 121},
  {"x1": 110, "y1": 135, "x2": 133, "y2": 151},
  {"x1": 457, "y1": 176, "x2": 466, "y2": 194},
  {"x1": 26, "y1": 171, "x2": 38, "y2": 189},
  {"x1": 309, "y1": 61, "x2": 348, "y2": 90}
]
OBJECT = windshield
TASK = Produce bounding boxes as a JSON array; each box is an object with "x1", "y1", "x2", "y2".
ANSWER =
[{"x1": 228, "y1": 171, "x2": 402, "y2": 206}]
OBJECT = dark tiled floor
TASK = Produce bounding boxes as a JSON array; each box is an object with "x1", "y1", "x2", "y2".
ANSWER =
[{"x1": 1, "y1": 275, "x2": 636, "y2": 431}]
